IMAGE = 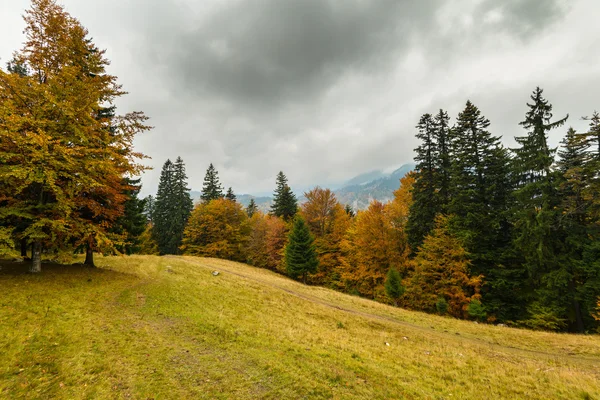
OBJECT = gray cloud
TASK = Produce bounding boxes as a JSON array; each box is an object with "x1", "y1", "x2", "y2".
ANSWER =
[{"x1": 0, "y1": 0, "x2": 595, "y2": 197}]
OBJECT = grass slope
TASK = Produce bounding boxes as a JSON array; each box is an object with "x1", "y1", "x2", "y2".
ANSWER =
[{"x1": 1, "y1": 255, "x2": 599, "y2": 399}]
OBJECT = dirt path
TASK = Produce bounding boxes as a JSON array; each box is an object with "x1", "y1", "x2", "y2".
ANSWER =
[{"x1": 168, "y1": 256, "x2": 600, "y2": 368}]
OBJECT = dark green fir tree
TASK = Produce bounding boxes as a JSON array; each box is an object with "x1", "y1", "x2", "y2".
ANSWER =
[
  {"x1": 225, "y1": 187, "x2": 237, "y2": 202},
  {"x1": 447, "y1": 101, "x2": 514, "y2": 321},
  {"x1": 246, "y1": 198, "x2": 258, "y2": 218},
  {"x1": 152, "y1": 159, "x2": 175, "y2": 254},
  {"x1": 152, "y1": 158, "x2": 193, "y2": 255},
  {"x1": 201, "y1": 163, "x2": 224, "y2": 203},
  {"x1": 407, "y1": 113, "x2": 439, "y2": 251},
  {"x1": 511, "y1": 87, "x2": 568, "y2": 330},
  {"x1": 385, "y1": 267, "x2": 405, "y2": 306},
  {"x1": 285, "y1": 216, "x2": 318, "y2": 284},
  {"x1": 555, "y1": 127, "x2": 599, "y2": 332},
  {"x1": 111, "y1": 178, "x2": 147, "y2": 255},
  {"x1": 271, "y1": 171, "x2": 297, "y2": 220}
]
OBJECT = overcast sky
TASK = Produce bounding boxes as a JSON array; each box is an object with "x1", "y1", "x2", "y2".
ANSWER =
[{"x1": 1, "y1": 0, "x2": 599, "y2": 196}]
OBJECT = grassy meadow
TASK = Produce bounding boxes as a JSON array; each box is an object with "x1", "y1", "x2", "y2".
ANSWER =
[{"x1": 0, "y1": 255, "x2": 599, "y2": 399}]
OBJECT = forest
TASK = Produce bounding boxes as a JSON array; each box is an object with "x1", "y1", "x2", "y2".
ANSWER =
[{"x1": 1, "y1": 0, "x2": 599, "y2": 334}]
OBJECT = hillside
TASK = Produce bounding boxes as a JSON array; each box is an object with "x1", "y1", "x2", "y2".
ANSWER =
[{"x1": 1, "y1": 256, "x2": 599, "y2": 399}]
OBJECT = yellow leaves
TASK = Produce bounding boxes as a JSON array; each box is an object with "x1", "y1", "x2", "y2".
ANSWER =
[
  {"x1": 181, "y1": 199, "x2": 248, "y2": 261},
  {"x1": 404, "y1": 214, "x2": 481, "y2": 319}
]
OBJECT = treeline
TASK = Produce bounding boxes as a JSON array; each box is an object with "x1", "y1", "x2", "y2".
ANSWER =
[
  {"x1": 144, "y1": 88, "x2": 600, "y2": 333},
  {"x1": 0, "y1": 1, "x2": 149, "y2": 271},
  {"x1": 406, "y1": 89, "x2": 600, "y2": 333}
]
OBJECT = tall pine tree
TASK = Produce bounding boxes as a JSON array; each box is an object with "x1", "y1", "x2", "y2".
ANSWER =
[
  {"x1": 201, "y1": 163, "x2": 224, "y2": 203},
  {"x1": 246, "y1": 198, "x2": 258, "y2": 217},
  {"x1": 406, "y1": 114, "x2": 438, "y2": 251},
  {"x1": 447, "y1": 101, "x2": 514, "y2": 320},
  {"x1": 511, "y1": 87, "x2": 568, "y2": 329},
  {"x1": 152, "y1": 158, "x2": 193, "y2": 255},
  {"x1": 225, "y1": 187, "x2": 237, "y2": 201},
  {"x1": 285, "y1": 216, "x2": 318, "y2": 284},
  {"x1": 271, "y1": 171, "x2": 297, "y2": 220}
]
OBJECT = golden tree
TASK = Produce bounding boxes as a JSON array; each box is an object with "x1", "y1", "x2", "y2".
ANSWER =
[
  {"x1": 181, "y1": 199, "x2": 249, "y2": 261},
  {"x1": 404, "y1": 215, "x2": 482, "y2": 318},
  {"x1": 300, "y1": 187, "x2": 350, "y2": 287},
  {"x1": 0, "y1": 0, "x2": 149, "y2": 271}
]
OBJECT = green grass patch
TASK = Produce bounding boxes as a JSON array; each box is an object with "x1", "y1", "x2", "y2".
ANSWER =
[{"x1": 1, "y1": 255, "x2": 599, "y2": 399}]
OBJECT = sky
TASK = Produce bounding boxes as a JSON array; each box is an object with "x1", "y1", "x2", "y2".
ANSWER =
[{"x1": 1, "y1": 0, "x2": 599, "y2": 197}]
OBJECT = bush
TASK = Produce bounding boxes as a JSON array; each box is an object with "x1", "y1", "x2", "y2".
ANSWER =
[
  {"x1": 436, "y1": 297, "x2": 449, "y2": 315},
  {"x1": 468, "y1": 299, "x2": 487, "y2": 321}
]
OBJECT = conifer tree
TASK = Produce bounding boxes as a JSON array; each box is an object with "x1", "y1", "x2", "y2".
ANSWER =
[
  {"x1": 406, "y1": 114, "x2": 438, "y2": 250},
  {"x1": 225, "y1": 187, "x2": 237, "y2": 202},
  {"x1": 271, "y1": 171, "x2": 297, "y2": 220},
  {"x1": 200, "y1": 163, "x2": 224, "y2": 203},
  {"x1": 554, "y1": 127, "x2": 599, "y2": 331},
  {"x1": 447, "y1": 101, "x2": 513, "y2": 319},
  {"x1": 171, "y1": 157, "x2": 194, "y2": 250},
  {"x1": 433, "y1": 109, "x2": 452, "y2": 208},
  {"x1": 246, "y1": 198, "x2": 258, "y2": 218},
  {"x1": 285, "y1": 216, "x2": 318, "y2": 284},
  {"x1": 144, "y1": 195, "x2": 155, "y2": 223},
  {"x1": 404, "y1": 215, "x2": 482, "y2": 319},
  {"x1": 511, "y1": 87, "x2": 568, "y2": 328},
  {"x1": 152, "y1": 160, "x2": 176, "y2": 254},
  {"x1": 111, "y1": 178, "x2": 147, "y2": 255},
  {"x1": 385, "y1": 268, "x2": 405, "y2": 306}
]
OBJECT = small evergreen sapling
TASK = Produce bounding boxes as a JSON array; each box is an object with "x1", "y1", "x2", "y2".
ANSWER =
[
  {"x1": 285, "y1": 216, "x2": 318, "y2": 284},
  {"x1": 385, "y1": 268, "x2": 405, "y2": 306}
]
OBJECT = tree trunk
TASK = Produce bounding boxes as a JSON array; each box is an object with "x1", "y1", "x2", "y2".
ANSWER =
[
  {"x1": 30, "y1": 240, "x2": 42, "y2": 273},
  {"x1": 84, "y1": 244, "x2": 95, "y2": 267},
  {"x1": 20, "y1": 238, "x2": 28, "y2": 258}
]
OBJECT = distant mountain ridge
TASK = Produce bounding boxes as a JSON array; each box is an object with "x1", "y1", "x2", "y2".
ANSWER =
[{"x1": 189, "y1": 163, "x2": 415, "y2": 212}]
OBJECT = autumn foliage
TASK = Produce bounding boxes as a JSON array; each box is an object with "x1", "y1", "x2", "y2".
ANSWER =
[
  {"x1": 181, "y1": 199, "x2": 249, "y2": 262},
  {"x1": 404, "y1": 215, "x2": 482, "y2": 318},
  {"x1": 0, "y1": 0, "x2": 149, "y2": 271}
]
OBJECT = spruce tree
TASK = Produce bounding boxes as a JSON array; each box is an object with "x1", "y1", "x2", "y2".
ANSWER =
[
  {"x1": 285, "y1": 216, "x2": 318, "y2": 284},
  {"x1": 152, "y1": 159, "x2": 176, "y2": 254},
  {"x1": 111, "y1": 178, "x2": 147, "y2": 255},
  {"x1": 385, "y1": 268, "x2": 405, "y2": 306},
  {"x1": 144, "y1": 195, "x2": 155, "y2": 223},
  {"x1": 271, "y1": 171, "x2": 297, "y2": 220},
  {"x1": 433, "y1": 109, "x2": 452, "y2": 208},
  {"x1": 406, "y1": 114, "x2": 438, "y2": 251},
  {"x1": 246, "y1": 198, "x2": 258, "y2": 217},
  {"x1": 555, "y1": 128, "x2": 599, "y2": 331},
  {"x1": 172, "y1": 157, "x2": 194, "y2": 252},
  {"x1": 225, "y1": 187, "x2": 237, "y2": 202},
  {"x1": 511, "y1": 87, "x2": 568, "y2": 328},
  {"x1": 447, "y1": 101, "x2": 514, "y2": 320},
  {"x1": 201, "y1": 163, "x2": 224, "y2": 203}
]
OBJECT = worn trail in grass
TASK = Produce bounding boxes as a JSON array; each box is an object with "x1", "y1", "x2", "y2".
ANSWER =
[{"x1": 1, "y1": 255, "x2": 599, "y2": 399}]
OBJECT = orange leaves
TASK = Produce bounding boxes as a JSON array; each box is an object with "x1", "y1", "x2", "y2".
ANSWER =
[
  {"x1": 404, "y1": 215, "x2": 482, "y2": 318},
  {"x1": 300, "y1": 187, "x2": 350, "y2": 286},
  {"x1": 0, "y1": 0, "x2": 149, "y2": 266},
  {"x1": 181, "y1": 199, "x2": 249, "y2": 262}
]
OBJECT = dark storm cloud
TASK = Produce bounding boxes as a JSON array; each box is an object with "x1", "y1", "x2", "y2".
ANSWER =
[
  {"x1": 141, "y1": 0, "x2": 567, "y2": 109},
  {"x1": 1, "y1": 0, "x2": 591, "y2": 196},
  {"x1": 153, "y1": 0, "x2": 441, "y2": 108}
]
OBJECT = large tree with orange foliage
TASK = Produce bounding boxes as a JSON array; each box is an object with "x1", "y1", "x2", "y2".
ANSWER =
[
  {"x1": 300, "y1": 187, "x2": 350, "y2": 287},
  {"x1": 181, "y1": 199, "x2": 249, "y2": 261},
  {"x1": 404, "y1": 215, "x2": 482, "y2": 319},
  {"x1": 0, "y1": 0, "x2": 149, "y2": 272}
]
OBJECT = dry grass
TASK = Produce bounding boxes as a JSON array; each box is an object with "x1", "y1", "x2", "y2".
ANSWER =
[{"x1": 1, "y1": 255, "x2": 599, "y2": 399}]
